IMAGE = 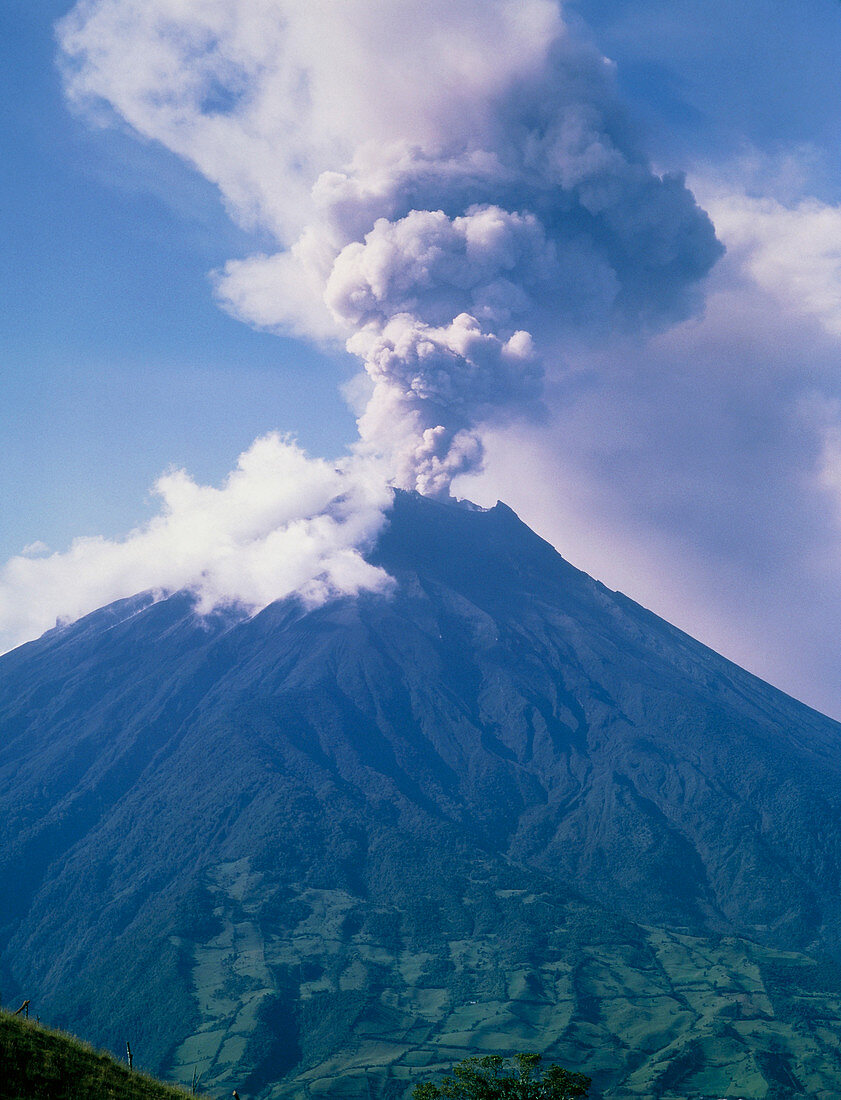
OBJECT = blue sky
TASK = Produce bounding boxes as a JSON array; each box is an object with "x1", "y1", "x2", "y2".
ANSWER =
[
  {"x1": 5, "y1": 0, "x2": 841, "y2": 719},
  {"x1": 0, "y1": 0, "x2": 357, "y2": 559},
  {"x1": 577, "y1": 0, "x2": 841, "y2": 173}
]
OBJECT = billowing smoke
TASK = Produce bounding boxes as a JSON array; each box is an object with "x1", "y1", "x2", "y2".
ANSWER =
[
  {"x1": 0, "y1": 0, "x2": 723, "y2": 651},
  {"x1": 59, "y1": 0, "x2": 721, "y2": 496}
]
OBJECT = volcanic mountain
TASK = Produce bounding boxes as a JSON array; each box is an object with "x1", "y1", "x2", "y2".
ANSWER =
[{"x1": 2, "y1": 491, "x2": 841, "y2": 1099}]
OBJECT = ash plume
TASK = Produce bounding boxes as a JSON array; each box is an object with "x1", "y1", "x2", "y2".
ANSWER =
[{"x1": 59, "y1": 0, "x2": 721, "y2": 496}]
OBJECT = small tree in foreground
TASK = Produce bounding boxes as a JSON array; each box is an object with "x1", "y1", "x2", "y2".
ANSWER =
[{"x1": 412, "y1": 1053, "x2": 590, "y2": 1100}]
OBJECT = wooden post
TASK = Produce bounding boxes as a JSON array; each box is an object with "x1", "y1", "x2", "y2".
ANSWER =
[{"x1": 126, "y1": 1041, "x2": 133, "y2": 1070}]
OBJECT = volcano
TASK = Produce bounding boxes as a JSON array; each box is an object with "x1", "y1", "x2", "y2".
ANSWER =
[{"x1": 2, "y1": 491, "x2": 841, "y2": 1099}]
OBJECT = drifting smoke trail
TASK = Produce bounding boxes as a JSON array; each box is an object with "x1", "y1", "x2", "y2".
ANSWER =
[{"x1": 59, "y1": 0, "x2": 721, "y2": 496}]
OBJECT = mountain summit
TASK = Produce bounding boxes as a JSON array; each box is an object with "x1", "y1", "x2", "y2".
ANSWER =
[{"x1": 2, "y1": 491, "x2": 841, "y2": 1098}]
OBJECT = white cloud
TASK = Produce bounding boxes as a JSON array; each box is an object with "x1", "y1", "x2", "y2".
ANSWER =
[
  {"x1": 0, "y1": 435, "x2": 392, "y2": 654},
  {"x1": 704, "y1": 190, "x2": 841, "y2": 336},
  {"x1": 21, "y1": 541, "x2": 50, "y2": 558}
]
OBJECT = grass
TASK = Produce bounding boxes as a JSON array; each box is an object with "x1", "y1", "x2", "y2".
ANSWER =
[{"x1": 0, "y1": 1010, "x2": 207, "y2": 1100}]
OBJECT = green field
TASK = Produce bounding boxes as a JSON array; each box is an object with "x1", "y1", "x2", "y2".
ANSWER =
[{"x1": 164, "y1": 858, "x2": 841, "y2": 1099}]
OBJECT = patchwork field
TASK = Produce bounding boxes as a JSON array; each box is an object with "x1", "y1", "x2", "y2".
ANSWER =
[{"x1": 167, "y1": 859, "x2": 841, "y2": 1099}]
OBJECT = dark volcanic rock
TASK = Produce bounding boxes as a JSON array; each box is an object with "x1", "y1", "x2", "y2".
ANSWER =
[{"x1": 2, "y1": 490, "x2": 841, "y2": 1098}]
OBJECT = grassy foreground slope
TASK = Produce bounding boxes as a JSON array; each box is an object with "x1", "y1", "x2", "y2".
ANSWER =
[{"x1": 0, "y1": 1010, "x2": 201, "y2": 1100}]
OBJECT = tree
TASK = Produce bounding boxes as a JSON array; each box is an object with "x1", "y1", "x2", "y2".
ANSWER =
[{"x1": 411, "y1": 1053, "x2": 590, "y2": 1100}]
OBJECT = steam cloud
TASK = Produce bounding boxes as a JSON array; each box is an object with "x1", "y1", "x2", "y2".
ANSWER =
[
  {"x1": 1, "y1": 0, "x2": 723, "y2": 650},
  {"x1": 0, "y1": 437, "x2": 391, "y2": 653}
]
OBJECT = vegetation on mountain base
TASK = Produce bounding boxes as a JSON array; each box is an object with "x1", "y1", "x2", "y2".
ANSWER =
[{"x1": 413, "y1": 1054, "x2": 590, "y2": 1100}]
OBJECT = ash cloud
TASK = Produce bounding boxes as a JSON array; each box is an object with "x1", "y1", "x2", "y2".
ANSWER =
[{"x1": 59, "y1": 0, "x2": 721, "y2": 495}]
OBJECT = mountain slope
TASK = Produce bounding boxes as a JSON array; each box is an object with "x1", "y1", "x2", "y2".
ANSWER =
[
  {"x1": 0, "y1": 1009, "x2": 201, "y2": 1099},
  {"x1": 2, "y1": 491, "x2": 841, "y2": 1098}
]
